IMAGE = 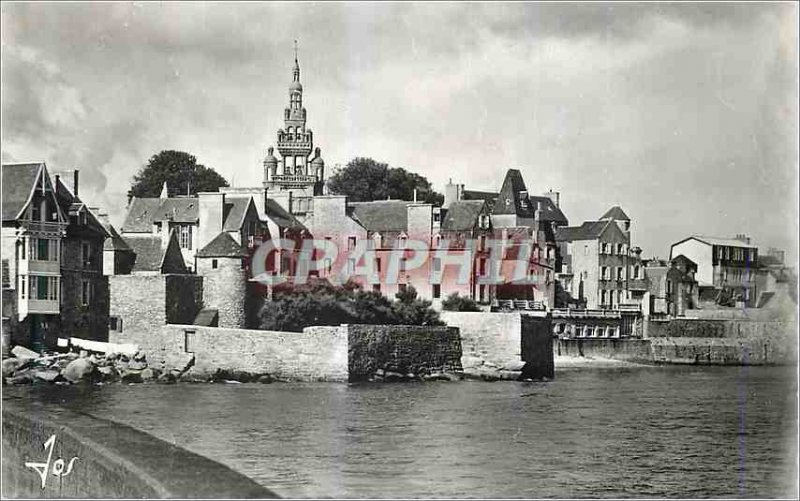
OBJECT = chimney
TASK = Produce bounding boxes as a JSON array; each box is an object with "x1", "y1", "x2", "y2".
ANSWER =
[
  {"x1": 443, "y1": 179, "x2": 463, "y2": 209},
  {"x1": 198, "y1": 192, "x2": 225, "y2": 250},
  {"x1": 543, "y1": 189, "x2": 560, "y2": 208},
  {"x1": 413, "y1": 188, "x2": 418, "y2": 203},
  {"x1": 73, "y1": 170, "x2": 79, "y2": 197}
]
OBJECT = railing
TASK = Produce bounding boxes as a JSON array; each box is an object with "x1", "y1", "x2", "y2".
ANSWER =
[
  {"x1": 18, "y1": 221, "x2": 66, "y2": 236},
  {"x1": 270, "y1": 174, "x2": 318, "y2": 184},
  {"x1": 551, "y1": 308, "x2": 622, "y2": 319},
  {"x1": 492, "y1": 299, "x2": 546, "y2": 311}
]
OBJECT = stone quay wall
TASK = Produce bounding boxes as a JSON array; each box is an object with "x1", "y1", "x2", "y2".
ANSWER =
[
  {"x1": 555, "y1": 338, "x2": 654, "y2": 364},
  {"x1": 1, "y1": 397, "x2": 275, "y2": 499},
  {"x1": 441, "y1": 311, "x2": 554, "y2": 379},
  {"x1": 158, "y1": 324, "x2": 349, "y2": 382},
  {"x1": 347, "y1": 324, "x2": 462, "y2": 382}
]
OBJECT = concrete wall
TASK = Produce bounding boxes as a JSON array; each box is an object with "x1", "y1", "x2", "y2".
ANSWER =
[
  {"x1": 346, "y1": 324, "x2": 461, "y2": 381},
  {"x1": 1, "y1": 398, "x2": 275, "y2": 499}
]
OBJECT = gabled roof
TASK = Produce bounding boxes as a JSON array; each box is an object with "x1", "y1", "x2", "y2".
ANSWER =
[
  {"x1": 600, "y1": 206, "x2": 630, "y2": 221},
  {"x1": 673, "y1": 235, "x2": 758, "y2": 249},
  {"x1": 348, "y1": 200, "x2": 410, "y2": 233},
  {"x1": 54, "y1": 176, "x2": 109, "y2": 239},
  {"x1": 125, "y1": 231, "x2": 187, "y2": 273},
  {"x1": 264, "y1": 199, "x2": 307, "y2": 231},
  {"x1": 197, "y1": 232, "x2": 247, "y2": 258},
  {"x1": 1, "y1": 162, "x2": 46, "y2": 221},
  {"x1": 492, "y1": 169, "x2": 533, "y2": 218},
  {"x1": 555, "y1": 220, "x2": 610, "y2": 242},
  {"x1": 122, "y1": 196, "x2": 199, "y2": 233},
  {"x1": 222, "y1": 197, "x2": 254, "y2": 232},
  {"x1": 440, "y1": 200, "x2": 486, "y2": 231}
]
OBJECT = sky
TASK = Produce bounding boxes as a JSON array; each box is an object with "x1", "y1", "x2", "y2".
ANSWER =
[{"x1": 2, "y1": 2, "x2": 798, "y2": 261}]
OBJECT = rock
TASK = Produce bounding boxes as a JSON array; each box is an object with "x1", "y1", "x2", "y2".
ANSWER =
[
  {"x1": 11, "y1": 346, "x2": 40, "y2": 360},
  {"x1": 121, "y1": 370, "x2": 143, "y2": 384},
  {"x1": 157, "y1": 371, "x2": 177, "y2": 384},
  {"x1": 502, "y1": 360, "x2": 526, "y2": 372},
  {"x1": 140, "y1": 368, "x2": 156, "y2": 381},
  {"x1": 127, "y1": 360, "x2": 147, "y2": 371},
  {"x1": 384, "y1": 371, "x2": 405, "y2": 381},
  {"x1": 33, "y1": 369, "x2": 61, "y2": 383},
  {"x1": 133, "y1": 350, "x2": 146, "y2": 362},
  {"x1": 6, "y1": 371, "x2": 34, "y2": 385},
  {"x1": 256, "y1": 374, "x2": 273, "y2": 384},
  {"x1": 62, "y1": 358, "x2": 95, "y2": 383},
  {"x1": 79, "y1": 350, "x2": 88, "y2": 358},
  {"x1": 498, "y1": 370, "x2": 522, "y2": 381},
  {"x1": 97, "y1": 366, "x2": 119, "y2": 382},
  {"x1": 2, "y1": 358, "x2": 23, "y2": 378},
  {"x1": 375, "y1": 368, "x2": 385, "y2": 377},
  {"x1": 423, "y1": 372, "x2": 448, "y2": 381}
]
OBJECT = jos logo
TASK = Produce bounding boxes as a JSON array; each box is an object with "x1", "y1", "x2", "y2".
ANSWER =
[{"x1": 25, "y1": 434, "x2": 79, "y2": 489}]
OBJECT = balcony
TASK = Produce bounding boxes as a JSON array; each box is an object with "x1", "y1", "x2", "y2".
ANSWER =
[
  {"x1": 270, "y1": 174, "x2": 318, "y2": 185},
  {"x1": 18, "y1": 259, "x2": 59, "y2": 276},
  {"x1": 18, "y1": 220, "x2": 66, "y2": 237},
  {"x1": 18, "y1": 298, "x2": 60, "y2": 320}
]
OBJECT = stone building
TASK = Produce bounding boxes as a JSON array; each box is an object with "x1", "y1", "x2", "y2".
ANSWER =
[
  {"x1": 196, "y1": 233, "x2": 248, "y2": 328},
  {"x1": 643, "y1": 254, "x2": 699, "y2": 317},
  {"x1": 555, "y1": 206, "x2": 646, "y2": 310},
  {"x1": 670, "y1": 235, "x2": 758, "y2": 307},
  {"x1": 2, "y1": 163, "x2": 111, "y2": 351}
]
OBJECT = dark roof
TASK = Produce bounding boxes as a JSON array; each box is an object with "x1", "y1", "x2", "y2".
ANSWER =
[
  {"x1": 54, "y1": 176, "x2": 109, "y2": 239},
  {"x1": 555, "y1": 220, "x2": 610, "y2": 242},
  {"x1": 528, "y1": 196, "x2": 569, "y2": 225},
  {"x1": 194, "y1": 309, "x2": 219, "y2": 327},
  {"x1": 197, "y1": 232, "x2": 247, "y2": 258},
  {"x1": 440, "y1": 200, "x2": 485, "y2": 231},
  {"x1": 758, "y1": 255, "x2": 783, "y2": 267},
  {"x1": 600, "y1": 206, "x2": 630, "y2": 221},
  {"x1": 349, "y1": 200, "x2": 410, "y2": 233},
  {"x1": 492, "y1": 169, "x2": 533, "y2": 217},
  {"x1": 671, "y1": 254, "x2": 697, "y2": 269},
  {"x1": 264, "y1": 199, "x2": 306, "y2": 231},
  {"x1": 1, "y1": 163, "x2": 44, "y2": 221},
  {"x1": 122, "y1": 197, "x2": 198, "y2": 232},
  {"x1": 462, "y1": 190, "x2": 498, "y2": 204},
  {"x1": 102, "y1": 223, "x2": 132, "y2": 251},
  {"x1": 126, "y1": 235, "x2": 168, "y2": 272},
  {"x1": 222, "y1": 197, "x2": 252, "y2": 232}
]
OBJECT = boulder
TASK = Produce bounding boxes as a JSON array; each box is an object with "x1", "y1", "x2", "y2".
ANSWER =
[
  {"x1": 97, "y1": 366, "x2": 119, "y2": 382},
  {"x1": 11, "y1": 346, "x2": 40, "y2": 360},
  {"x1": 6, "y1": 371, "x2": 34, "y2": 385},
  {"x1": 2, "y1": 358, "x2": 23, "y2": 378},
  {"x1": 121, "y1": 370, "x2": 143, "y2": 384},
  {"x1": 157, "y1": 371, "x2": 177, "y2": 384},
  {"x1": 140, "y1": 368, "x2": 157, "y2": 381},
  {"x1": 502, "y1": 360, "x2": 526, "y2": 372},
  {"x1": 497, "y1": 370, "x2": 522, "y2": 381},
  {"x1": 33, "y1": 369, "x2": 61, "y2": 383},
  {"x1": 62, "y1": 358, "x2": 95, "y2": 383},
  {"x1": 256, "y1": 374, "x2": 273, "y2": 384},
  {"x1": 133, "y1": 350, "x2": 146, "y2": 362},
  {"x1": 384, "y1": 371, "x2": 406, "y2": 382},
  {"x1": 127, "y1": 360, "x2": 148, "y2": 371}
]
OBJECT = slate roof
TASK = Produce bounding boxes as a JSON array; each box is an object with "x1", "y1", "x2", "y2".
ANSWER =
[
  {"x1": 440, "y1": 200, "x2": 486, "y2": 231},
  {"x1": 528, "y1": 196, "x2": 569, "y2": 225},
  {"x1": 1, "y1": 163, "x2": 44, "y2": 221},
  {"x1": 194, "y1": 309, "x2": 219, "y2": 327},
  {"x1": 54, "y1": 176, "x2": 109, "y2": 239},
  {"x1": 600, "y1": 205, "x2": 630, "y2": 221},
  {"x1": 197, "y1": 232, "x2": 247, "y2": 258},
  {"x1": 555, "y1": 221, "x2": 610, "y2": 242},
  {"x1": 462, "y1": 190, "x2": 498, "y2": 204},
  {"x1": 122, "y1": 196, "x2": 199, "y2": 232},
  {"x1": 102, "y1": 221, "x2": 132, "y2": 251},
  {"x1": 349, "y1": 200, "x2": 410, "y2": 233},
  {"x1": 125, "y1": 235, "x2": 168, "y2": 272},
  {"x1": 265, "y1": 199, "x2": 306, "y2": 231},
  {"x1": 492, "y1": 169, "x2": 532, "y2": 217},
  {"x1": 222, "y1": 197, "x2": 252, "y2": 232}
]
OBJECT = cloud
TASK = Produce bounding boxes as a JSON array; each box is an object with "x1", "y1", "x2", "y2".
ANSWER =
[{"x1": 1, "y1": 2, "x2": 797, "y2": 261}]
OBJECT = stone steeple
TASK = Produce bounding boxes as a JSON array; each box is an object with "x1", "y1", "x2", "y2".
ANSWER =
[{"x1": 263, "y1": 41, "x2": 324, "y2": 199}]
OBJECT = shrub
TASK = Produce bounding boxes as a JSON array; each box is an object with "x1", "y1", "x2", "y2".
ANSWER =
[{"x1": 441, "y1": 293, "x2": 481, "y2": 312}]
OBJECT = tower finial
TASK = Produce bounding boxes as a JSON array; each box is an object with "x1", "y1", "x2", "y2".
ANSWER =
[{"x1": 292, "y1": 40, "x2": 300, "y2": 82}]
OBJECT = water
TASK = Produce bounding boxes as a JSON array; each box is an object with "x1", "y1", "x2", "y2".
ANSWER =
[{"x1": 7, "y1": 366, "x2": 798, "y2": 498}]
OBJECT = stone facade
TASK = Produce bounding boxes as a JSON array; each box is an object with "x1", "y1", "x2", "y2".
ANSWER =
[
  {"x1": 346, "y1": 324, "x2": 462, "y2": 381},
  {"x1": 196, "y1": 256, "x2": 246, "y2": 328}
]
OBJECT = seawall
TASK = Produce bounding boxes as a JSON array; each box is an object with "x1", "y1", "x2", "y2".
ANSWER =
[{"x1": 1, "y1": 396, "x2": 276, "y2": 499}]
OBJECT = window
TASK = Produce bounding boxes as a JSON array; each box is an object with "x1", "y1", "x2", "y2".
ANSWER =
[
  {"x1": 479, "y1": 235, "x2": 487, "y2": 251},
  {"x1": 36, "y1": 238, "x2": 49, "y2": 261},
  {"x1": 50, "y1": 240, "x2": 59, "y2": 262},
  {"x1": 82, "y1": 242, "x2": 92, "y2": 268},
  {"x1": 600, "y1": 290, "x2": 607, "y2": 305},
  {"x1": 180, "y1": 225, "x2": 193, "y2": 250},
  {"x1": 584, "y1": 245, "x2": 589, "y2": 256},
  {"x1": 400, "y1": 257, "x2": 407, "y2": 272},
  {"x1": 18, "y1": 238, "x2": 26, "y2": 261},
  {"x1": 348, "y1": 236, "x2": 357, "y2": 251},
  {"x1": 432, "y1": 257, "x2": 442, "y2": 273},
  {"x1": 81, "y1": 279, "x2": 91, "y2": 306},
  {"x1": 666, "y1": 280, "x2": 673, "y2": 295},
  {"x1": 601, "y1": 266, "x2": 609, "y2": 280},
  {"x1": 184, "y1": 330, "x2": 196, "y2": 353},
  {"x1": 479, "y1": 215, "x2": 490, "y2": 229},
  {"x1": 616, "y1": 267, "x2": 624, "y2": 281},
  {"x1": 634, "y1": 265, "x2": 640, "y2": 279},
  {"x1": 109, "y1": 316, "x2": 123, "y2": 332},
  {"x1": 717, "y1": 246, "x2": 724, "y2": 259},
  {"x1": 433, "y1": 211, "x2": 441, "y2": 223},
  {"x1": 47, "y1": 277, "x2": 58, "y2": 301},
  {"x1": 347, "y1": 258, "x2": 356, "y2": 274},
  {"x1": 479, "y1": 258, "x2": 487, "y2": 277},
  {"x1": 212, "y1": 259, "x2": 218, "y2": 269},
  {"x1": 372, "y1": 284, "x2": 381, "y2": 293},
  {"x1": 376, "y1": 258, "x2": 382, "y2": 273},
  {"x1": 479, "y1": 284, "x2": 486, "y2": 302},
  {"x1": 1, "y1": 260, "x2": 9, "y2": 289},
  {"x1": 617, "y1": 243, "x2": 625, "y2": 255},
  {"x1": 433, "y1": 234, "x2": 442, "y2": 248},
  {"x1": 432, "y1": 284, "x2": 441, "y2": 299},
  {"x1": 20, "y1": 275, "x2": 26, "y2": 299}
]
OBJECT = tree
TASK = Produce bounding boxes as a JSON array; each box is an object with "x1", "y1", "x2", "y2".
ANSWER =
[
  {"x1": 441, "y1": 293, "x2": 482, "y2": 312},
  {"x1": 127, "y1": 150, "x2": 229, "y2": 201},
  {"x1": 327, "y1": 157, "x2": 444, "y2": 205}
]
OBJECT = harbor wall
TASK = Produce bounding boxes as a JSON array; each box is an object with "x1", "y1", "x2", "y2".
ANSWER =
[{"x1": 1, "y1": 397, "x2": 275, "y2": 499}]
